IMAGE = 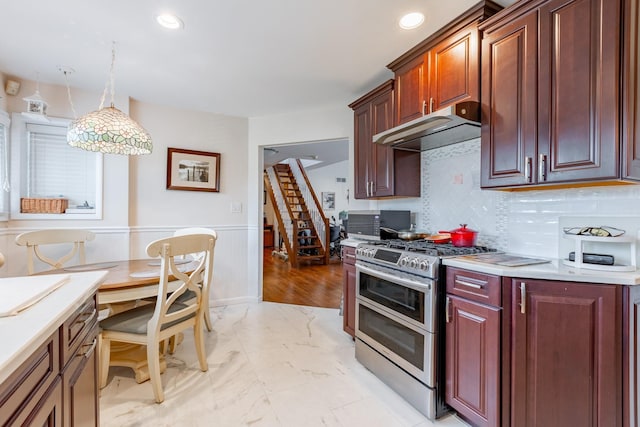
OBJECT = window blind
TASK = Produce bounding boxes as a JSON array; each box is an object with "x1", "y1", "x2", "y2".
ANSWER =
[{"x1": 26, "y1": 123, "x2": 96, "y2": 208}]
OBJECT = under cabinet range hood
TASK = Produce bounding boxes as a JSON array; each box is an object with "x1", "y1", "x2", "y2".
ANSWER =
[{"x1": 373, "y1": 100, "x2": 481, "y2": 151}]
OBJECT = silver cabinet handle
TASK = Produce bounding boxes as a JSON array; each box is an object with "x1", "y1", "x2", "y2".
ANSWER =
[
  {"x1": 455, "y1": 279, "x2": 482, "y2": 289},
  {"x1": 520, "y1": 282, "x2": 526, "y2": 314},
  {"x1": 525, "y1": 156, "x2": 532, "y2": 183},
  {"x1": 445, "y1": 296, "x2": 451, "y2": 323},
  {"x1": 371, "y1": 181, "x2": 375, "y2": 196},
  {"x1": 429, "y1": 97, "x2": 434, "y2": 114},
  {"x1": 80, "y1": 338, "x2": 97, "y2": 359},
  {"x1": 422, "y1": 100, "x2": 427, "y2": 115},
  {"x1": 539, "y1": 154, "x2": 547, "y2": 181}
]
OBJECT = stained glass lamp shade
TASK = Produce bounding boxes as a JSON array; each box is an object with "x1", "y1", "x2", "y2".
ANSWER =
[
  {"x1": 66, "y1": 42, "x2": 152, "y2": 155},
  {"x1": 67, "y1": 105, "x2": 152, "y2": 155}
]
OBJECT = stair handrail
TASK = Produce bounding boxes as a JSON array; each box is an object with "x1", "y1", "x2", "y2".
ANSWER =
[
  {"x1": 265, "y1": 167, "x2": 298, "y2": 265},
  {"x1": 288, "y1": 159, "x2": 329, "y2": 261}
]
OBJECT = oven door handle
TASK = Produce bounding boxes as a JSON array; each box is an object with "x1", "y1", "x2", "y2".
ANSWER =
[{"x1": 356, "y1": 262, "x2": 432, "y2": 291}]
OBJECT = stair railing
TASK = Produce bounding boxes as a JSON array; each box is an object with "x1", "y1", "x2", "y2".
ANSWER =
[
  {"x1": 288, "y1": 159, "x2": 329, "y2": 262},
  {"x1": 265, "y1": 167, "x2": 298, "y2": 265}
]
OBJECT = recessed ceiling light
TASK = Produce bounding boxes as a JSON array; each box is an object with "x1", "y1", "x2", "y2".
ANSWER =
[
  {"x1": 156, "y1": 13, "x2": 184, "y2": 30},
  {"x1": 399, "y1": 12, "x2": 425, "y2": 30}
]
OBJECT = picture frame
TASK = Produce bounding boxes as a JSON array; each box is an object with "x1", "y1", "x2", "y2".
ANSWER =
[
  {"x1": 166, "y1": 147, "x2": 220, "y2": 192},
  {"x1": 322, "y1": 191, "x2": 335, "y2": 210}
]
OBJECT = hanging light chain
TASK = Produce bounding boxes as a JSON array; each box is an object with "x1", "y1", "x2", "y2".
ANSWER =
[
  {"x1": 63, "y1": 70, "x2": 78, "y2": 119},
  {"x1": 98, "y1": 41, "x2": 117, "y2": 109}
]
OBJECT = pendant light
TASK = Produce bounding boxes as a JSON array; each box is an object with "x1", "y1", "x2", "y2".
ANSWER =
[{"x1": 67, "y1": 42, "x2": 153, "y2": 155}]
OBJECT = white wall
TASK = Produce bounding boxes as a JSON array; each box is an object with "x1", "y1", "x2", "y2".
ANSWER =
[
  {"x1": 306, "y1": 160, "x2": 349, "y2": 222},
  {"x1": 248, "y1": 106, "x2": 354, "y2": 297},
  {"x1": 0, "y1": 76, "x2": 256, "y2": 305}
]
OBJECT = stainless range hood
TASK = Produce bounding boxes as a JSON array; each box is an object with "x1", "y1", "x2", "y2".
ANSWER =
[{"x1": 373, "y1": 101, "x2": 481, "y2": 151}]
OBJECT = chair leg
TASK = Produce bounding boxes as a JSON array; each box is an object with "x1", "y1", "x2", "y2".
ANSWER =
[
  {"x1": 194, "y1": 317, "x2": 208, "y2": 372},
  {"x1": 203, "y1": 300, "x2": 213, "y2": 332},
  {"x1": 147, "y1": 340, "x2": 164, "y2": 403},
  {"x1": 168, "y1": 335, "x2": 177, "y2": 354},
  {"x1": 99, "y1": 334, "x2": 111, "y2": 389}
]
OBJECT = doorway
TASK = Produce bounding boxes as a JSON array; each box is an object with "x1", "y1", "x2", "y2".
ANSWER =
[{"x1": 261, "y1": 139, "x2": 349, "y2": 308}]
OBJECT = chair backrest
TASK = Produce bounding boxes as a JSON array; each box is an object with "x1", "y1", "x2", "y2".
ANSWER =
[
  {"x1": 145, "y1": 234, "x2": 215, "y2": 333},
  {"x1": 173, "y1": 227, "x2": 217, "y2": 263},
  {"x1": 15, "y1": 229, "x2": 96, "y2": 274}
]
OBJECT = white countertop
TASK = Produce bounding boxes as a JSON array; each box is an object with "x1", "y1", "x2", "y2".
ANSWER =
[
  {"x1": 444, "y1": 256, "x2": 640, "y2": 285},
  {"x1": 0, "y1": 270, "x2": 107, "y2": 385},
  {"x1": 340, "y1": 238, "x2": 368, "y2": 248}
]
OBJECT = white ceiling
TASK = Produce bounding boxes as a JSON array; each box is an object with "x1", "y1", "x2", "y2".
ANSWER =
[{"x1": 0, "y1": 0, "x2": 516, "y2": 119}]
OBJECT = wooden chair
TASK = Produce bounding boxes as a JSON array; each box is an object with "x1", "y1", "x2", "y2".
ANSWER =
[
  {"x1": 99, "y1": 234, "x2": 213, "y2": 403},
  {"x1": 15, "y1": 229, "x2": 96, "y2": 274},
  {"x1": 173, "y1": 227, "x2": 217, "y2": 332}
]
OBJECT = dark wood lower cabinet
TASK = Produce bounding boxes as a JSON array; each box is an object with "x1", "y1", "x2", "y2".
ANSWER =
[
  {"x1": 509, "y1": 279, "x2": 622, "y2": 427},
  {"x1": 342, "y1": 245, "x2": 356, "y2": 337},
  {"x1": 63, "y1": 325, "x2": 99, "y2": 427},
  {"x1": 0, "y1": 293, "x2": 99, "y2": 427},
  {"x1": 445, "y1": 295, "x2": 500, "y2": 427}
]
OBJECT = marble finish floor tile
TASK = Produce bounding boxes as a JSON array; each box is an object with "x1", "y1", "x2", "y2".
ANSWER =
[{"x1": 100, "y1": 302, "x2": 469, "y2": 427}]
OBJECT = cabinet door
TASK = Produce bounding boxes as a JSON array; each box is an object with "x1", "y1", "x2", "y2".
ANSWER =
[
  {"x1": 342, "y1": 246, "x2": 356, "y2": 337},
  {"x1": 481, "y1": 10, "x2": 538, "y2": 188},
  {"x1": 445, "y1": 295, "x2": 500, "y2": 427},
  {"x1": 394, "y1": 55, "x2": 427, "y2": 125},
  {"x1": 63, "y1": 326, "x2": 99, "y2": 427},
  {"x1": 353, "y1": 103, "x2": 371, "y2": 199},
  {"x1": 370, "y1": 88, "x2": 394, "y2": 197},
  {"x1": 510, "y1": 279, "x2": 621, "y2": 427},
  {"x1": 538, "y1": 0, "x2": 620, "y2": 183},
  {"x1": 430, "y1": 24, "x2": 479, "y2": 112},
  {"x1": 622, "y1": 0, "x2": 640, "y2": 180}
]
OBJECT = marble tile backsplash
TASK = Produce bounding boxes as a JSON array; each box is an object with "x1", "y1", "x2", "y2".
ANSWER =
[{"x1": 420, "y1": 138, "x2": 640, "y2": 258}]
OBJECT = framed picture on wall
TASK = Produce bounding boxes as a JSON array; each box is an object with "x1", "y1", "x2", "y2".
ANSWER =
[
  {"x1": 322, "y1": 192, "x2": 335, "y2": 210},
  {"x1": 167, "y1": 148, "x2": 221, "y2": 192}
]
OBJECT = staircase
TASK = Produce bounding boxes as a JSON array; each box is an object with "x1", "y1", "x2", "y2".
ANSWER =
[{"x1": 264, "y1": 160, "x2": 330, "y2": 267}]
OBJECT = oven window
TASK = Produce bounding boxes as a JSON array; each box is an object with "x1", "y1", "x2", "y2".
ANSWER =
[
  {"x1": 359, "y1": 271, "x2": 424, "y2": 323},
  {"x1": 359, "y1": 304, "x2": 424, "y2": 370}
]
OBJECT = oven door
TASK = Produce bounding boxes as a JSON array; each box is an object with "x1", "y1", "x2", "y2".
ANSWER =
[
  {"x1": 356, "y1": 298, "x2": 434, "y2": 386},
  {"x1": 355, "y1": 262, "x2": 434, "y2": 332}
]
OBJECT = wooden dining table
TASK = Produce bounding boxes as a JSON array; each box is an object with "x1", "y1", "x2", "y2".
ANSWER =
[{"x1": 38, "y1": 258, "x2": 198, "y2": 383}]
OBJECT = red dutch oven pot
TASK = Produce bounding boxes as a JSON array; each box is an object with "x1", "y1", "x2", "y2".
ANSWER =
[{"x1": 439, "y1": 224, "x2": 478, "y2": 247}]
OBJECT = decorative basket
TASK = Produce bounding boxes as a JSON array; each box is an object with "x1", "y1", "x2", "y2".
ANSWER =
[{"x1": 20, "y1": 198, "x2": 69, "y2": 214}]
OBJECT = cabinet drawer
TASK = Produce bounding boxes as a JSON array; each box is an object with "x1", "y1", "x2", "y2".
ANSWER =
[
  {"x1": 61, "y1": 293, "x2": 97, "y2": 368},
  {"x1": 342, "y1": 246, "x2": 356, "y2": 266},
  {"x1": 446, "y1": 267, "x2": 501, "y2": 306},
  {"x1": 0, "y1": 332, "x2": 60, "y2": 425}
]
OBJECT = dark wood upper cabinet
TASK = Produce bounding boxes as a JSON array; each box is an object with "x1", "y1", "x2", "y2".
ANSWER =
[
  {"x1": 481, "y1": 0, "x2": 624, "y2": 189},
  {"x1": 622, "y1": 0, "x2": 640, "y2": 180},
  {"x1": 389, "y1": 2, "x2": 501, "y2": 126},
  {"x1": 349, "y1": 80, "x2": 420, "y2": 199},
  {"x1": 480, "y1": 10, "x2": 538, "y2": 187}
]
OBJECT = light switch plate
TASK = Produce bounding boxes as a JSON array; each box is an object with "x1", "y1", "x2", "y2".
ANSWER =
[{"x1": 231, "y1": 202, "x2": 242, "y2": 213}]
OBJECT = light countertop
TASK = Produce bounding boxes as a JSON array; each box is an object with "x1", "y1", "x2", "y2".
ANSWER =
[
  {"x1": 340, "y1": 238, "x2": 369, "y2": 248},
  {"x1": 444, "y1": 256, "x2": 640, "y2": 285},
  {"x1": 0, "y1": 270, "x2": 107, "y2": 385}
]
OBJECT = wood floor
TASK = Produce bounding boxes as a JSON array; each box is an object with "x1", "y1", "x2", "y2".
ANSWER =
[{"x1": 262, "y1": 248, "x2": 343, "y2": 308}]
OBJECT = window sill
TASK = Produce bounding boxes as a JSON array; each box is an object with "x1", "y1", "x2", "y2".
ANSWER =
[{"x1": 10, "y1": 211, "x2": 101, "y2": 220}]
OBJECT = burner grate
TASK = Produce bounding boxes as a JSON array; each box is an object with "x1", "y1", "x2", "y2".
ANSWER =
[{"x1": 371, "y1": 239, "x2": 497, "y2": 257}]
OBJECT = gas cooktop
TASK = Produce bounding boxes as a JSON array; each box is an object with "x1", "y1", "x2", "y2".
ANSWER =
[{"x1": 365, "y1": 239, "x2": 498, "y2": 257}]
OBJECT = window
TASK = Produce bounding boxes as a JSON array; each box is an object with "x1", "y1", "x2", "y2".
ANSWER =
[
  {"x1": 0, "y1": 112, "x2": 10, "y2": 220},
  {"x1": 10, "y1": 113, "x2": 103, "y2": 219}
]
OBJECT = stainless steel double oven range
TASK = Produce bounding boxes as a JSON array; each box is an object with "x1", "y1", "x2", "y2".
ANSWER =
[{"x1": 354, "y1": 240, "x2": 495, "y2": 420}]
